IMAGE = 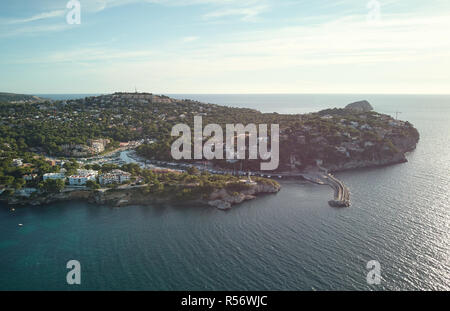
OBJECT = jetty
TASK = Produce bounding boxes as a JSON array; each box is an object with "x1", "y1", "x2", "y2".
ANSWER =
[
  {"x1": 136, "y1": 159, "x2": 351, "y2": 208},
  {"x1": 259, "y1": 171, "x2": 350, "y2": 208},
  {"x1": 324, "y1": 174, "x2": 350, "y2": 207},
  {"x1": 297, "y1": 172, "x2": 350, "y2": 207}
]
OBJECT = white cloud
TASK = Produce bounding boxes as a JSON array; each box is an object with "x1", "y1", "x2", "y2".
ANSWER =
[
  {"x1": 6, "y1": 48, "x2": 155, "y2": 64},
  {"x1": 203, "y1": 5, "x2": 268, "y2": 21},
  {"x1": 3, "y1": 2, "x2": 450, "y2": 93},
  {"x1": 3, "y1": 9, "x2": 65, "y2": 24},
  {"x1": 106, "y1": 12, "x2": 450, "y2": 93},
  {"x1": 182, "y1": 36, "x2": 199, "y2": 43},
  {"x1": 88, "y1": 0, "x2": 269, "y2": 21},
  {"x1": 0, "y1": 24, "x2": 70, "y2": 38}
]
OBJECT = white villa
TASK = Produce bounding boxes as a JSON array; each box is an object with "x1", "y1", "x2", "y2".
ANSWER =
[
  {"x1": 99, "y1": 169, "x2": 131, "y2": 185},
  {"x1": 68, "y1": 169, "x2": 98, "y2": 186},
  {"x1": 12, "y1": 159, "x2": 23, "y2": 167},
  {"x1": 23, "y1": 174, "x2": 38, "y2": 181},
  {"x1": 43, "y1": 173, "x2": 66, "y2": 181}
]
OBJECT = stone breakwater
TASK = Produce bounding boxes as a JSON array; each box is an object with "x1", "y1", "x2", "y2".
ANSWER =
[
  {"x1": 325, "y1": 174, "x2": 350, "y2": 208},
  {"x1": 290, "y1": 172, "x2": 350, "y2": 208}
]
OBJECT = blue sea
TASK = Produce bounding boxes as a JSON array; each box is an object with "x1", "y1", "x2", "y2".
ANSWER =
[{"x1": 1, "y1": 94, "x2": 449, "y2": 290}]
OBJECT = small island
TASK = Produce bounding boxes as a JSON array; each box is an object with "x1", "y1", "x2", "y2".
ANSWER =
[{"x1": 0, "y1": 92, "x2": 419, "y2": 209}]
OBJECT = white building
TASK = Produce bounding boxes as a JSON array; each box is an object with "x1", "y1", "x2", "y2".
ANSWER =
[
  {"x1": 12, "y1": 159, "x2": 23, "y2": 167},
  {"x1": 99, "y1": 170, "x2": 131, "y2": 185},
  {"x1": 336, "y1": 146, "x2": 347, "y2": 153},
  {"x1": 23, "y1": 174, "x2": 38, "y2": 181},
  {"x1": 68, "y1": 169, "x2": 98, "y2": 186},
  {"x1": 360, "y1": 124, "x2": 373, "y2": 130},
  {"x1": 389, "y1": 120, "x2": 400, "y2": 126},
  {"x1": 69, "y1": 175, "x2": 96, "y2": 186},
  {"x1": 350, "y1": 121, "x2": 359, "y2": 128},
  {"x1": 91, "y1": 141, "x2": 105, "y2": 153},
  {"x1": 43, "y1": 173, "x2": 66, "y2": 181},
  {"x1": 76, "y1": 169, "x2": 98, "y2": 177}
]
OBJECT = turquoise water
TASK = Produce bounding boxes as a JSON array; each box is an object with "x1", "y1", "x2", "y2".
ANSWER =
[{"x1": 1, "y1": 94, "x2": 449, "y2": 290}]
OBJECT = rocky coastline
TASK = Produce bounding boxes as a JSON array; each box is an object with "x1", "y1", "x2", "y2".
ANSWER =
[
  {"x1": 1, "y1": 181, "x2": 281, "y2": 210},
  {"x1": 324, "y1": 135, "x2": 418, "y2": 172},
  {"x1": 324, "y1": 151, "x2": 408, "y2": 172}
]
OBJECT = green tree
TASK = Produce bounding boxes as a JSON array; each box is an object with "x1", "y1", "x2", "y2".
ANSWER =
[
  {"x1": 12, "y1": 178, "x2": 26, "y2": 190},
  {"x1": 41, "y1": 179, "x2": 65, "y2": 193},
  {"x1": 0, "y1": 175, "x2": 14, "y2": 185},
  {"x1": 86, "y1": 180, "x2": 100, "y2": 190},
  {"x1": 186, "y1": 166, "x2": 200, "y2": 175}
]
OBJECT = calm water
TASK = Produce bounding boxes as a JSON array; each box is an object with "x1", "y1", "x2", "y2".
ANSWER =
[{"x1": 1, "y1": 94, "x2": 449, "y2": 290}]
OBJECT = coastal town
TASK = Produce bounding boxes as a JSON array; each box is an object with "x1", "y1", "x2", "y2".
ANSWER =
[{"x1": 0, "y1": 92, "x2": 419, "y2": 209}]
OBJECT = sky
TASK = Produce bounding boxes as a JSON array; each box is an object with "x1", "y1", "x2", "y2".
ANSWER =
[{"x1": 1, "y1": 0, "x2": 450, "y2": 94}]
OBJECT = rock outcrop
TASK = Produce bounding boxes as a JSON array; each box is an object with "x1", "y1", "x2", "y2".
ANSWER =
[
  {"x1": 345, "y1": 100, "x2": 374, "y2": 112},
  {"x1": 208, "y1": 200, "x2": 232, "y2": 210},
  {"x1": 2, "y1": 181, "x2": 281, "y2": 211},
  {"x1": 207, "y1": 182, "x2": 280, "y2": 210}
]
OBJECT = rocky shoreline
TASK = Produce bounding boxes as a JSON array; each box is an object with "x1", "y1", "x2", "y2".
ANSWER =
[
  {"x1": 324, "y1": 151, "x2": 409, "y2": 172},
  {"x1": 1, "y1": 181, "x2": 281, "y2": 210}
]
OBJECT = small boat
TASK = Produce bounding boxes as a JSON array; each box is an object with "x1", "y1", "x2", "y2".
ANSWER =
[{"x1": 18, "y1": 224, "x2": 23, "y2": 227}]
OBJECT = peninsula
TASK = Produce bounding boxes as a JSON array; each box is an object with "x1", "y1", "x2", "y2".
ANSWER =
[{"x1": 0, "y1": 92, "x2": 420, "y2": 209}]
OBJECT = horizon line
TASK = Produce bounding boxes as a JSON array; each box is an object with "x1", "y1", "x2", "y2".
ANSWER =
[{"x1": 28, "y1": 92, "x2": 450, "y2": 96}]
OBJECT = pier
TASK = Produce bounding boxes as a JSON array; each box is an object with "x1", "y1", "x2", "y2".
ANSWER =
[
  {"x1": 254, "y1": 171, "x2": 350, "y2": 208},
  {"x1": 293, "y1": 172, "x2": 350, "y2": 208},
  {"x1": 123, "y1": 154, "x2": 351, "y2": 208},
  {"x1": 324, "y1": 173, "x2": 350, "y2": 207}
]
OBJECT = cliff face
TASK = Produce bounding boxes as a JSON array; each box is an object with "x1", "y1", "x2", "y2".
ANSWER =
[
  {"x1": 324, "y1": 152, "x2": 407, "y2": 172},
  {"x1": 95, "y1": 181, "x2": 280, "y2": 210},
  {"x1": 277, "y1": 106, "x2": 420, "y2": 173},
  {"x1": 2, "y1": 182, "x2": 281, "y2": 210},
  {"x1": 390, "y1": 135, "x2": 419, "y2": 153},
  {"x1": 208, "y1": 182, "x2": 281, "y2": 210},
  {"x1": 5, "y1": 190, "x2": 92, "y2": 206},
  {"x1": 90, "y1": 188, "x2": 177, "y2": 207},
  {"x1": 324, "y1": 133, "x2": 419, "y2": 172}
]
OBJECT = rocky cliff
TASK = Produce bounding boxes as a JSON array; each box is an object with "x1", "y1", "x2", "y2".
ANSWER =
[
  {"x1": 277, "y1": 104, "x2": 420, "y2": 173},
  {"x1": 324, "y1": 152, "x2": 407, "y2": 172},
  {"x1": 207, "y1": 182, "x2": 281, "y2": 210},
  {"x1": 324, "y1": 133, "x2": 419, "y2": 172},
  {"x1": 2, "y1": 181, "x2": 281, "y2": 210}
]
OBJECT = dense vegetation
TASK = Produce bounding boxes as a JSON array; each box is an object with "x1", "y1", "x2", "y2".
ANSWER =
[
  {"x1": 1, "y1": 92, "x2": 420, "y2": 175},
  {"x1": 0, "y1": 153, "x2": 280, "y2": 201}
]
